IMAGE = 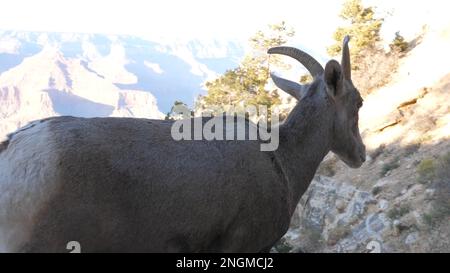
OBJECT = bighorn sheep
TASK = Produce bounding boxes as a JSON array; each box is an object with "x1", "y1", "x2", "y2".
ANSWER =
[{"x1": 0, "y1": 36, "x2": 365, "y2": 252}]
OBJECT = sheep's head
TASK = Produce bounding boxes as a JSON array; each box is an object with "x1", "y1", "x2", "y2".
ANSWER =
[{"x1": 268, "y1": 36, "x2": 366, "y2": 168}]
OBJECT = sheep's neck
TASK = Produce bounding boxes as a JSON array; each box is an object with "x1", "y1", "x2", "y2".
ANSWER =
[{"x1": 276, "y1": 88, "x2": 334, "y2": 214}]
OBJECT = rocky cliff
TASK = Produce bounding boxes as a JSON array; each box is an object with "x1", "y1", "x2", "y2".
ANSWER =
[{"x1": 276, "y1": 23, "x2": 450, "y2": 253}]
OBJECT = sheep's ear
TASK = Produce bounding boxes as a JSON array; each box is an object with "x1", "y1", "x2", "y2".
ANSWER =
[
  {"x1": 324, "y1": 60, "x2": 344, "y2": 97},
  {"x1": 270, "y1": 73, "x2": 307, "y2": 100}
]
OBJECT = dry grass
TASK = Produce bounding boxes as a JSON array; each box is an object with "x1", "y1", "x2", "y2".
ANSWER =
[
  {"x1": 317, "y1": 156, "x2": 338, "y2": 177},
  {"x1": 327, "y1": 225, "x2": 351, "y2": 246},
  {"x1": 352, "y1": 48, "x2": 404, "y2": 96}
]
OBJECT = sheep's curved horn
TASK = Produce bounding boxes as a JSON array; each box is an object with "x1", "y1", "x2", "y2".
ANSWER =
[
  {"x1": 270, "y1": 73, "x2": 306, "y2": 100},
  {"x1": 268, "y1": 46, "x2": 324, "y2": 78},
  {"x1": 341, "y1": 35, "x2": 351, "y2": 80}
]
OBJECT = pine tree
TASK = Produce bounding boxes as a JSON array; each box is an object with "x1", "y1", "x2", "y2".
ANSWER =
[
  {"x1": 166, "y1": 100, "x2": 193, "y2": 120},
  {"x1": 327, "y1": 0, "x2": 383, "y2": 66},
  {"x1": 389, "y1": 31, "x2": 409, "y2": 53},
  {"x1": 196, "y1": 22, "x2": 294, "y2": 119}
]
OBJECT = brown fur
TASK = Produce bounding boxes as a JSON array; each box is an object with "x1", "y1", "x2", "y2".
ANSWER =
[{"x1": 0, "y1": 48, "x2": 365, "y2": 253}]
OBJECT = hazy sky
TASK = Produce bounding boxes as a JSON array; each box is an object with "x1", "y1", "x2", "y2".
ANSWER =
[
  {"x1": 0, "y1": 0, "x2": 343, "y2": 39},
  {"x1": 0, "y1": 1, "x2": 342, "y2": 50},
  {"x1": 0, "y1": 0, "x2": 443, "y2": 58}
]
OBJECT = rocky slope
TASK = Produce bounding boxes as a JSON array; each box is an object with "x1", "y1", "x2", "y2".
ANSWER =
[{"x1": 275, "y1": 23, "x2": 450, "y2": 253}]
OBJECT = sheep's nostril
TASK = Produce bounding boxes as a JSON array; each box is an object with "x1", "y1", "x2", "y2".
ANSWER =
[
  {"x1": 360, "y1": 153, "x2": 366, "y2": 163},
  {"x1": 360, "y1": 145, "x2": 366, "y2": 163}
]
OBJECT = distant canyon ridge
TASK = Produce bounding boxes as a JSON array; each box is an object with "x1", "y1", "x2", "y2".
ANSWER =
[{"x1": 0, "y1": 31, "x2": 244, "y2": 140}]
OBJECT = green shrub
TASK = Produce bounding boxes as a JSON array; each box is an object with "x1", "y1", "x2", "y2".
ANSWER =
[
  {"x1": 387, "y1": 204, "x2": 410, "y2": 219},
  {"x1": 417, "y1": 158, "x2": 435, "y2": 184},
  {"x1": 380, "y1": 161, "x2": 400, "y2": 177},
  {"x1": 435, "y1": 152, "x2": 450, "y2": 180},
  {"x1": 372, "y1": 186, "x2": 383, "y2": 196},
  {"x1": 422, "y1": 152, "x2": 450, "y2": 228},
  {"x1": 422, "y1": 203, "x2": 450, "y2": 228},
  {"x1": 422, "y1": 212, "x2": 436, "y2": 227}
]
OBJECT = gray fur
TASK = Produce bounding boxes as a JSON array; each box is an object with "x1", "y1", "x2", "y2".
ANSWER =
[{"x1": 0, "y1": 41, "x2": 365, "y2": 253}]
